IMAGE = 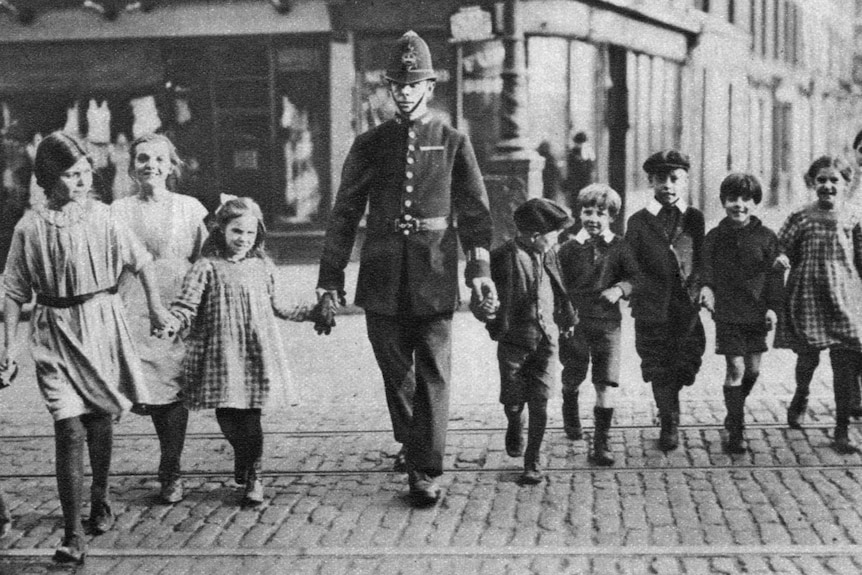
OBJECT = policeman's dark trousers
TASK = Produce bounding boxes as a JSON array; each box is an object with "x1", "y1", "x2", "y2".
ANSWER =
[
  {"x1": 54, "y1": 412, "x2": 113, "y2": 540},
  {"x1": 149, "y1": 402, "x2": 188, "y2": 484},
  {"x1": 366, "y1": 312, "x2": 452, "y2": 478},
  {"x1": 216, "y1": 408, "x2": 263, "y2": 483},
  {"x1": 634, "y1": 298, "x2": 706, "y2": 413}
]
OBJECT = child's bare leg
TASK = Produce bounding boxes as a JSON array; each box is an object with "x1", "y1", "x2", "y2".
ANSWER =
[
  {"x1": 742, "y1": 353, "x2": 762, "y2": 397},
  {"x1": 788, "y1": 350, "x2": 819, "y2": 428},
  {"x1": 723, "y1": 356, "x2": 747, "y2": 453},
  {"x1": 592, "y1": 383, "x2": 615, "y2": 466}
]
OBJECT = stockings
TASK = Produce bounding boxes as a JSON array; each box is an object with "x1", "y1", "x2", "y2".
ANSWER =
[{"x1": 216, "y1": 408, "x2": 263, "y2": 483}]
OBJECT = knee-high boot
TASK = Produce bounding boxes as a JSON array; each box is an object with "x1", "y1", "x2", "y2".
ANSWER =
[
  {"x1": 53, "y1": 417, "x2": 87, "y2": 562},
  {"x1": 82, "y1": 412, "x2": 114, "y2": 533},
  {"x1": 653, "y1": 382, "x2": 679, "y2": 451},
  {"x1": 832, "y1": 349, "x2": 860, "y2": 454},
  {"x1": 723, "y1": 386, "x2": 746, "y2": 454},
  {"x1": 561, "y1": 389, "x2": 582, "y2": 440},
  {"x1": 239, "y1": 410, "x2": 264, "y2": 504},
  {"x1": 788, "y1": 353, "x2": 818, "y2": 429},
  {"x1": 591, "y1": 407, "x2": 615, "y2": 466},
  {"x1": 741, "y1": 373, "x2": 758, "y2": 399},
  {"x1": 504, "y1": 404, "x2": 524, "y2": 457},
  {"x1": 523, "y1": 398, "x2": 548, "y2": 473}
]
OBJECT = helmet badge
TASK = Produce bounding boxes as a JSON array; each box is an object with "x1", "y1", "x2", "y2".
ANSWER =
[{"x1": 401, "y1": 45, "x2": 418, "y2": 71}]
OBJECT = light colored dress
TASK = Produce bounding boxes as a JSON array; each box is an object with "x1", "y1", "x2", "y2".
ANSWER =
[
  {"x1": 3, "y1": 200, "x2": 152, "y2": 420},
  {"x1": 170, "y1": 256, "x2": 310, "y2": 410},
  {"x1": 112, "y1": 192, "x2": 208, "y2": 405},
  {"x1": 775, "y1": 202, "x2": 862, "y2": 352}
]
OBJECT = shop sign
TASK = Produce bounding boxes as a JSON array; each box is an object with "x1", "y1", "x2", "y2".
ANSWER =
[{"x1": 450, "y1": 6, "x2": 494, "y2": 42}]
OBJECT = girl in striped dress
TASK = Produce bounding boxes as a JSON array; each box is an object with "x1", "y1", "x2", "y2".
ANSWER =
[
  {"x1": 775, "y1": 155, "x2": 862, "y2": 453},
  {"x1": 164, "y1": 197, "x2": 315, "y2": 505}
]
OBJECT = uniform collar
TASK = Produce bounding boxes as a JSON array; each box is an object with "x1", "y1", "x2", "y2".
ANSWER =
[
  {"x1": 647, "y1": 197, "x2": 688, "y2": 216},
  {"x1": 573, "y1": 227, "x2": 615, "y2": 244},
  {"x1": 394, "y1": 111, "x2": 432, "y2": 125}
]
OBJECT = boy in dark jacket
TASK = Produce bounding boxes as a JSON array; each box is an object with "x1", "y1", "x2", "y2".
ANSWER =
[
  {"x1": 558, "y1": 184, "x2": 639, "y2": 465},
  {"x1": 699, "y1": 173, "x2": 783, "y2": 453},
  {"x1": 481, "y1": 198, "x2": 576, "y2": 484},
  {"x1": 625, "y1": 150, "x2": 706, "y2": 451}
]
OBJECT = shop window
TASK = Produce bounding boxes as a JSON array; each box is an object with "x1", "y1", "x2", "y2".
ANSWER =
[{"x1": 457, "y1": 39, "x2": 503, "y2": 169}]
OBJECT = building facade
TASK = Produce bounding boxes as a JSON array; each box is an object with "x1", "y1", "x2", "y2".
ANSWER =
[{"x1": 0, "y1": 0, "x2": 859, "y2": 259}]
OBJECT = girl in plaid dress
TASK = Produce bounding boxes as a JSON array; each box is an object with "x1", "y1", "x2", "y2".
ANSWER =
[
  {"x1": 166, "y1": 197, "x2": 315, "y2": 504},
  {"x1": 775, "y1": 156, "x2": 862, "y2": 453}
]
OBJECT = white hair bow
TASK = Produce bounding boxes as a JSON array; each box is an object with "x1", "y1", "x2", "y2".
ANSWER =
[{"x1": 216, "y1": 193, "x2": 239, "y2": 214}]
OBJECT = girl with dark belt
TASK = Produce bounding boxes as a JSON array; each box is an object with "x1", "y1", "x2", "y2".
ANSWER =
[{"x1": 1, "y1": 132, "x2": 170, "y2": 564}]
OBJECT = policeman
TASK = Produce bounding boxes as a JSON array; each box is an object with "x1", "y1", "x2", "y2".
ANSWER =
[{"x1": 317, "y1": 31, "x2": 495, "y2": 506}]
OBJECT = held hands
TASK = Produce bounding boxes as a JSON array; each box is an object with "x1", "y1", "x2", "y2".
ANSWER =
[
  {"x1": 600, "y1": 285, "x2": 624, "y2": 305},
  {"x1": 0, "y1": 347, "x2": 17, "y2": 390},
  {"x1": 699, "y1": 286, "x2": 715, "y2": 314},
  {"x1": 773, "y1": 254, "x2": 791, "y2": 271},
  {"x1": 469, "y1": 278, "x2": 499, "y2": 323},
  {"x1": 310, "y1": 290, "x2": 340, "y2": 336}
]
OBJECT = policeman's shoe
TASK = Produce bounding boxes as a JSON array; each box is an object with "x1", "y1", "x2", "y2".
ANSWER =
[
  {"x1": 658, "y1": 413, "x2": 679, "y2": 452},
  {"x1": 504, "y1": 405, "x2": 524, "y2": 457},
  {"x1": 87, "y1": 500, "x2": 114, "y2": 535},
  {"x1": 519, "y1": 463, "x2": 543, "y2": 485},
  {"x1": 53, "y1": 534, "x2": 87, "y2": 564},
  {"x1": 832, "y1": 423, "x2": 859, "y2": 455},
  {"x1": 408, "y1": 471, "x2": 441, "y2": 507},
  {"x1": 392, "y1": 446, "x2": 407, "y2": 473},
  {"x1": 160, "y1": 478, "x2": 184, "y2": 504}
]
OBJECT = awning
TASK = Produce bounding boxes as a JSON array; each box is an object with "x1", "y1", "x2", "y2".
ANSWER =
[
  {"x1": 0, "y1": 0, "x2": 331, "y2": 44},
  {"x1": 0, "y1": 41, "x2": 164, "y2": 94}
]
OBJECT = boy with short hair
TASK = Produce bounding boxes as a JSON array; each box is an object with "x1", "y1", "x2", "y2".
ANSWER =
[
  {"x1": 557, "y1": 184, "x2": 639, "y2": 465},
  {"x1": 625, "y1": 150, "x2": 706, "y2": 451},
  {"x1": 481, "y1": 198, "x2": 576, "y2": 484},
  {"x1": 699, "y1": 173, "x2": 783, "y2": 453}
]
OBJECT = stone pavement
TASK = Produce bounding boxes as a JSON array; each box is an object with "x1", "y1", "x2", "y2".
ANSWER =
[{"x1": 0, "y1": 266, "x2": 862, "y2": 573}]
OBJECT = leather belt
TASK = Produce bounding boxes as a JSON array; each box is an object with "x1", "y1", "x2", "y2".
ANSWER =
[
  {"x1": 392, "y1": 215, "x2": 449, "y2": 235},
  {"x1": 36, "y1": 285, "x2": 118, "y2": 309}
]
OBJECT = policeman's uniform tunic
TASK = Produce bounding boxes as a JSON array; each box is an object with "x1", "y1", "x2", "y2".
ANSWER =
[{"x1": 318, "y1": 113, "x2": 492, "y2": 476}]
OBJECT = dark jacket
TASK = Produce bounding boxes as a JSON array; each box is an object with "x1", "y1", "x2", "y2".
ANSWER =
[
  {"x1": 625, "y1": 201, "x2": 705, "y2": 322},
  {"x1": 558, "y1": 231, "x2": 639, "y2": 323},
  {"x1": 318, "y1": 115, "x2": 492, "y2": 316},
  {"x1": 486, "y1": 239, "x2": 577, "y2": 348},
  {"x1": 702, "y1": 216, "x2": 784, "y2": 324}
]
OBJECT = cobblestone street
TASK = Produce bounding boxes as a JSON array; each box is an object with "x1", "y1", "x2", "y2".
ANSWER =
[{"x1": 0, "y1": 266, "x2": 861, "y2": 574}]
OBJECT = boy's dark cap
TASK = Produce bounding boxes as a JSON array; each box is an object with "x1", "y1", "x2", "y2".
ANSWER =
[
  {"x1": 514, "y1": 198, "x2": 571, "y2": 234},
  {"x1": 643, "y1": 150, "x2": 690, "y2": 174}
]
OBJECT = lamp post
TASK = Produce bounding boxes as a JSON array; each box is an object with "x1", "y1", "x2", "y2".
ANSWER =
[{"x1": 486, "y1": 0, "x2": 542, "y2": 245}]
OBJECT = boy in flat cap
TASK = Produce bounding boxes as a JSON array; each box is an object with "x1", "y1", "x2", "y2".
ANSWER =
[
  {"x1": 317, "y1": 31, "x2": 495, "y2": 506},
  {"x1": 480, "y1": 198, "x2": 576, "y2": 484},
  {"x1": 625, "y1": 150, "x2": 706, "y2": 451}
]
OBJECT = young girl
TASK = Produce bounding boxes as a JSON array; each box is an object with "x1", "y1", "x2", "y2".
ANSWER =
[
  {"x1": 113, "y1": 133, "x2": 209, "y2": 505},
  {"x1": 2, "y1": 132, "x2": 168, "y2": 564},
  {"x1": 165, "y1": 196, "x2": 315, "y2": 504},
  {"x1": 775, "y1": 156, "x2": 862, "y2": 453}
]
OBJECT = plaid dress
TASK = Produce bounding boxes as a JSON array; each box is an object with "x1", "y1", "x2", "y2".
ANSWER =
[
  {"x1": 170, "y1": 256, "x2": 312, "y2": 410},
  {"x1": 774, "y1": 203, "x2": 862, "y2": 352}
]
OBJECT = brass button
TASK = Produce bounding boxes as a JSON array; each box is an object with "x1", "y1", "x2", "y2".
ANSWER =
[
  {"x1": 406, "y1": 171, "x2": 414, "y2": 179},
  {"x1": 406, "y1": 185, "x2": 414, "y2": 193}
]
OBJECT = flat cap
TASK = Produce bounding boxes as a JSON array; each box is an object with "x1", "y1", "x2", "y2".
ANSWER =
[
  {"x1": 514, "y1": 198, "x2": 571, "y2": 234},
  {"x1": 643, "y1": 149, "x2": 690, "y2": 174}
]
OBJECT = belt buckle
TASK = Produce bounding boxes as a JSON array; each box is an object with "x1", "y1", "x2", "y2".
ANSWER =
[{"x1": 394, "y1": 217, "x2": 419, "y2": 234}]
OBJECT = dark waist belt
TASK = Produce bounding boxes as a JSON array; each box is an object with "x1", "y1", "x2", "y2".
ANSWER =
[
  {"x1": 392, "y1": 215, "x2": 449, "y2": 235},
  {"x1": 36, "y1": 285, "x2": 118, "y2": 309}
]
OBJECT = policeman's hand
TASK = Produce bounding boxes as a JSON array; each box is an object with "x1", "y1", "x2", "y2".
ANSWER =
[
  {"x1": 311, "y1": 292, "x2": 338, "y2": 335},
  {"x1": 0, "y1": 357, "x2": 18, "y2": 390},
  {"x1": 600, "y1": 286, "x2": 624, "y2": 305},
  {"x1": 773, "y1": 254, "x2": 791, "y2": 271},
  {"x1": 765, "y1": 309, "x2": 777, "y2": 331},
  {"x1": 698, "y1": 286, "x2": 715, "y2": 314},
  {"x1": 469, "y1": 291, "x2": 499, "y2": 323},
  {"x1": 315, "y1": 288, "x2": 346, "y2": 308}
]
